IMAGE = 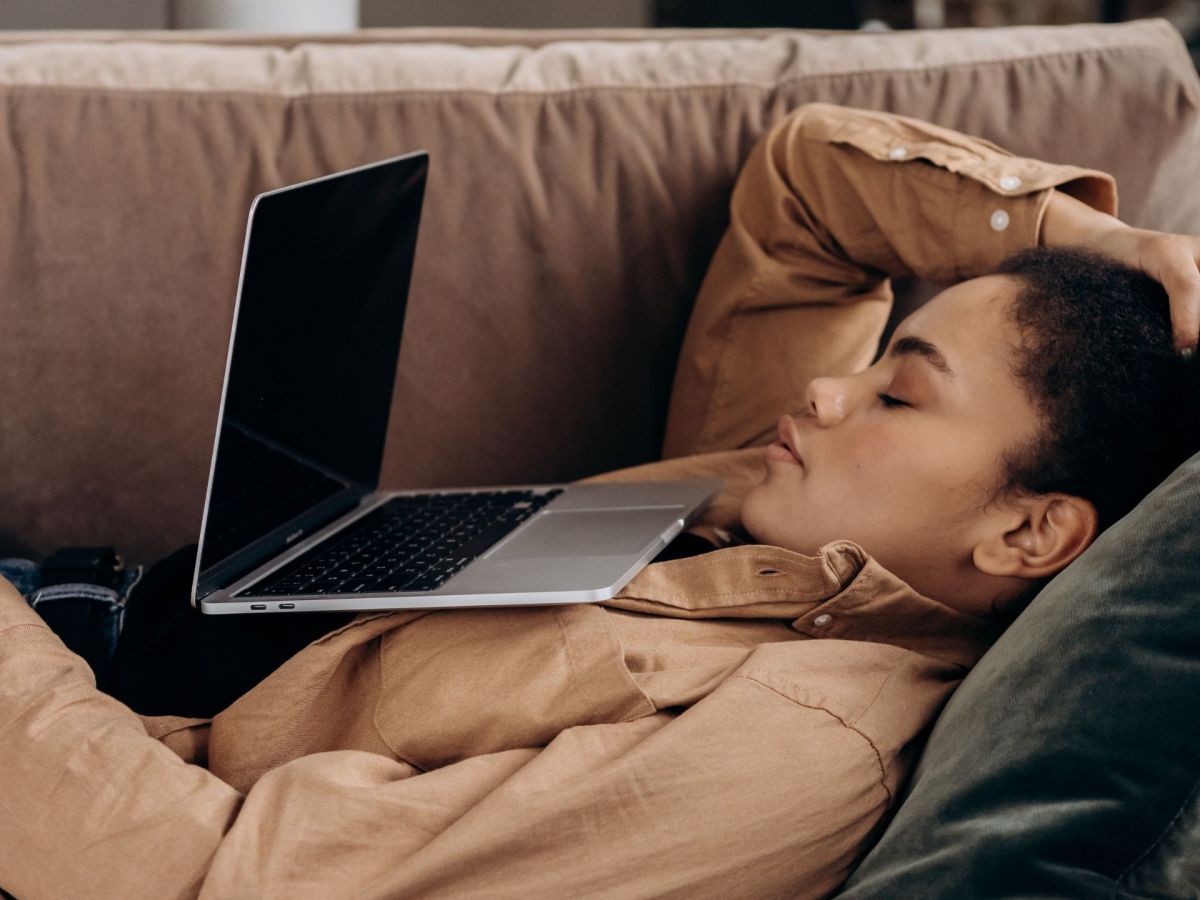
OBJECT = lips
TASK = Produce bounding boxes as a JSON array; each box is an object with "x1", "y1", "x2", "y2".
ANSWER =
[{"x1": 773, "y1": 415, "x2": 805, "y2": 467}]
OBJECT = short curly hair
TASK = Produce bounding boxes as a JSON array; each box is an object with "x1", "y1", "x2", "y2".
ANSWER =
[{"x1": 991, "y1": 246, "x2": 1200, "y2": 532}]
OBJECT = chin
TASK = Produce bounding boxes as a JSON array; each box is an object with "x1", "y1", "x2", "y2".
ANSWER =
[
  {"x1": 739, "y1": 487, "x2": 771, "y2": 544},
  {"x1": 740, "y1": 491, "x2": 808, "y2": 553}
]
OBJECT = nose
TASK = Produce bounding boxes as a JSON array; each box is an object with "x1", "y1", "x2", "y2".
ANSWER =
[{"x1": 802, "y1": 376, "x2": 849, "y2": 427}]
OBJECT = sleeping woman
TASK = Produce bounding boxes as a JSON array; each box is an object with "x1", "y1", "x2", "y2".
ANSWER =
[{"x1": 2, "y1": 103, "x2": 1199, "y2": 899}]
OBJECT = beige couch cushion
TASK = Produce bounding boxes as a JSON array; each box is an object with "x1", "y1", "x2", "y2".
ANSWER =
[{"x1": 0, "y1": 21, "x2": 1196, "y2": 563}]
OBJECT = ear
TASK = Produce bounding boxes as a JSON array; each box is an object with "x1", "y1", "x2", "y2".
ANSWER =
[{"x1": 972, "y1": 493, "x2": 1099, "y2": 580}]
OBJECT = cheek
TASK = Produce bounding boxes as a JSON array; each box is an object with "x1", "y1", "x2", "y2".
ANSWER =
[
  {"x1": 865, "y1": 424, "x2": 1000, "y2": 517},
  {"x1": 832, "y1": 421, "x2": 905, "y2": 480},
  {"x1": 836, "y1": 421, "x2": 969, "y2": 505}
]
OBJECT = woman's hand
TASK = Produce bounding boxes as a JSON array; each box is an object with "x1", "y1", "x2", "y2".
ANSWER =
[{"x1": 1040, "y1": 190, "x2": 1200, "y2": 357}]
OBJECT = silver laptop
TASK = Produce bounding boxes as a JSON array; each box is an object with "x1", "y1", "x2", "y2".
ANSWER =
[{"x1": 192, "y1": 151, "x2": 720, "y2": 615}]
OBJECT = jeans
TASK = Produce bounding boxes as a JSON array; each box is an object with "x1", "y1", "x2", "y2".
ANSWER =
[
  {"x1": 5, "y1": 545, "x2": 354, "y2": 718},
  {"x1": 0, "y1": 557, "x2": 143, "y2": 690},
  {"x1": 105, "y1": 544, "x2": 355, "y2": 718}
]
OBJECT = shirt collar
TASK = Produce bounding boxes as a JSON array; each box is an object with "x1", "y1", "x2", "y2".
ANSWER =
[
  {"x1": 793, "y1": 540, "x2": 1003, "y2": 671},
  {"x1": 609, "y1": 537, "x2": 1002, "y2": 671}
]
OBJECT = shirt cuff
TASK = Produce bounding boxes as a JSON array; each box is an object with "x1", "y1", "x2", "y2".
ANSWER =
[{"x1": 796, "y1": 102, "x2": 1118, "y2": 281}]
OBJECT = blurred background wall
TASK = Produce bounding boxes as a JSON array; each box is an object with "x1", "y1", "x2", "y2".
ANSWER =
[
  {"x1": 0, "y1": 0, "x2": 652, "y2": 29},
  {"x1": 0, "y1": 0, "x2": 1195, "y2": 65}
]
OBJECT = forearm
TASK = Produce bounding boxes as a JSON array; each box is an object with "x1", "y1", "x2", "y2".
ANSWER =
[
  {"x1": 1040, "y1": 188, "x2": 1127, "y2": 248},
  {"x1": 1039, "y1": 188, "x2": 1200, "y2": 355}
]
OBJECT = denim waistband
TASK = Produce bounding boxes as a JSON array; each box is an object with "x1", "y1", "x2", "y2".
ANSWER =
[{"x1": 0, "y1": 557, "x2": 144, "y2": 685}]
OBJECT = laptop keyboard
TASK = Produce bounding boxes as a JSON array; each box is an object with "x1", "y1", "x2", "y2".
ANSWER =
[{"x1": 239, "y1": 488, "x2": 564, "y2": 597}]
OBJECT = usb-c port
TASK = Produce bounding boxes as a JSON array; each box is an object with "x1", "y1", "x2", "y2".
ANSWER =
[
  {"x1": 279, "y1": 603, "x2": 296, "y2": 610},
  {"x1": 250, "y1": 603, "x2": 267, "y2": 611}
]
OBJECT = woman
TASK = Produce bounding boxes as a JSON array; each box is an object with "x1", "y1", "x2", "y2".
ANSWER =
[{"x1": 2, "y1": 103, "x2": 1199, "y2": 899}]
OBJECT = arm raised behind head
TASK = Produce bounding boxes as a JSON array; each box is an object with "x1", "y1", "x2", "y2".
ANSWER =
[{"x1": 1040, "y1": 189, "x2": 1200, "y2": 356}]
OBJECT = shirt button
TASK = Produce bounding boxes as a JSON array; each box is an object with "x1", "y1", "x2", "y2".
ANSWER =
[
  {"x1": 999, "y1": 174, "x2": 1022, "y2": 191},
  {"x1": 989, "y1": 209, "x2": 1010, "y2": 232},
  {"x1": 888, "y1": 146, "x2": 908, "y2": 160},
  {"x1": 813, "y1": 613, "x2": 833, "y2": 627}
]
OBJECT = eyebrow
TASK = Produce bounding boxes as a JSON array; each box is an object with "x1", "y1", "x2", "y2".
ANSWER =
[{"x1": 889, "y1": 335, "x2": 957, "y2": 382}]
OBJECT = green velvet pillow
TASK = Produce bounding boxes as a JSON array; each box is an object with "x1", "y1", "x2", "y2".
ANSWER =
[{"x1": 839, "y1": 451, "x2": 1200, "y2": 897}]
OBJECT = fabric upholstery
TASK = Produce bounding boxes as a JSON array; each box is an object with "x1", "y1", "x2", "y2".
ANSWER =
[
  {"x1": 0, "y1": 21, "x2": 1197, "y2": 563},
  {"x1": 838, "y1": 449, "x2": 1200, "y2": 898}
]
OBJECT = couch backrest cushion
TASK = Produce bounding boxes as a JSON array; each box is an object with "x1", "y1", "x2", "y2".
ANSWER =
[
  {"x1": 838, "y1": 447, "x2": 1200, "y2": 898},
  {"x1": 0, "y1": 21, "x2": 1197, "y2": 562}
]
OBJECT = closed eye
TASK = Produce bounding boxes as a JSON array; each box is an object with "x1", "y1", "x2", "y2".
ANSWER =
[{"x1": 877, "y1": 393, "x2": 910, "y2": 409}]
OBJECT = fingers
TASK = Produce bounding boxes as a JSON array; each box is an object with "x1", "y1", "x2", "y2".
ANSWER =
[{"x1": 1150, "y1": 238, "x2": 1200, "y2": 357}]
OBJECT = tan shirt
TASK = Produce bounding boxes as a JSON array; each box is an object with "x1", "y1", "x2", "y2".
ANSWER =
[{"x1": 0, "y1": 104, "x2": 1115, "y2": 900}]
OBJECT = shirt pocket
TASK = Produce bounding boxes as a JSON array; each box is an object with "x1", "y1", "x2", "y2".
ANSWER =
[{"x1": 373, "y1": 604, "x2": 656, "y2": 771}]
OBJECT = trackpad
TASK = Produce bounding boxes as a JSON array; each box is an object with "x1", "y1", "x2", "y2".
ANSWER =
[{"x1": 488, "y1": 509, "x2": 682, "y2": 559}]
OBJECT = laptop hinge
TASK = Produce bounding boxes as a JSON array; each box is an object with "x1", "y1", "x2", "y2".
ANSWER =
[{"x1": 195, "y1": 487, "x2": 370, "y2": 599}]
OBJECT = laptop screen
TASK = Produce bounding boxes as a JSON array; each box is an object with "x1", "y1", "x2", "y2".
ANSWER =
[{"x1": 196, "y1": 152, "x2": 428, "y2": 586}]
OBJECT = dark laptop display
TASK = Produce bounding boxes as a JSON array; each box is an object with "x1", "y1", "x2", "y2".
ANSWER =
[{"x1": 196, "y1": 154, "x2": 428, "y2": 593}]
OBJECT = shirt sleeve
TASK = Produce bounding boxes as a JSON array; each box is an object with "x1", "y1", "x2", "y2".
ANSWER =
[
  {"x1": 193, "y1": 676, "x2": 891, "y2": 899},
  {"x1": 0, "y1": 572, "x2": 892, "y2": 899},
  {"x1": 662, "y1": 102, "x2": 1118, "y2": 457},
  {"x1": 0, "y1": 578, "x2": 240, "y2": 898}
]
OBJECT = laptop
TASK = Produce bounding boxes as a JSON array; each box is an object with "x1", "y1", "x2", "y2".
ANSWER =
[{"x1": 192, "y1": 151, "x2": 720, "y2": 615}]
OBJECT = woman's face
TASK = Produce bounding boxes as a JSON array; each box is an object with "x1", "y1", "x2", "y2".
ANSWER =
[{"x1": 740, "y1": 275, "x2": 1044, "y2": 611}]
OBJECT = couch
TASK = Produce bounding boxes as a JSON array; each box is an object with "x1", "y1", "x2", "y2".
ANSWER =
[{"x1": 1, "y1": 19, "x2": 1198, "y2": 897}]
